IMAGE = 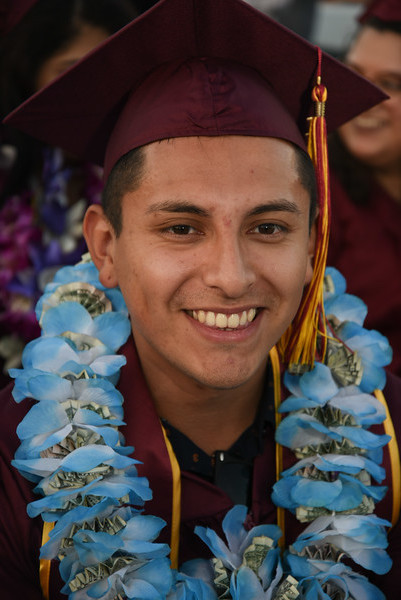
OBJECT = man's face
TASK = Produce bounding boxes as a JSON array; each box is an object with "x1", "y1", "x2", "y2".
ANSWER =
[{"x1": 99, "y1": 136, "x2": 315, "y2": 392}]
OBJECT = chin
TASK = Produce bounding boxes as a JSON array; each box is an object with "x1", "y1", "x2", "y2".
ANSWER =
[{"x1": 187, "y1": 361, "x2": 262, "y2": 391}]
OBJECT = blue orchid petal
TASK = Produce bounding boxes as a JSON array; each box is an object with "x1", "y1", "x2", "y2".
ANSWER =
[
  {"x1": 123, "y1": 558, "x2": 174, "y2": 597},
  {"x1": 360, "y1": 361, "x2": 387, "y2": 393},
  {"x1": 325, "y1": 479, "x2": 363, "y2": 511},
  {"x1": 230, "y1": 567, "x2": 264, "y2": 600},
  {"x1": 93, "y1": 312, "x2": 131, "y2": 352},
  {"x1": 16, "y1": 400, "x2": 68, "y2": 439},
  {"x1": 278, "y1": 395, "x2": 318, "y2": 413},
  {"x1": 73, "y1": 529, "x2": 121, "y2": 564},
  {"x1": 194, "y1": 525, "x2": 239, "y2": 570},
  {"x1": 27, "y1": 373, "x2": 72, "y2": 401},
  {"x1": 325, "y1": 293, "x2": 367, "y2": 326},
  {"x1": 90, "y1": 354, "x2": 127, "y2": 376},
  {"x1": 259, "y1": 547, "x2": 282, "y2": 589},
  {"x1": 345, "y1": 573, "x2": 386, "y2": 600},
  {"x1": 272, "y1": 477, "x2": 299, "y2": 510},
  {"x1": 169, "y1": 573, "x2": 217, "y2": 600},
  {"x1": 105, "y1": 287, "x2": 129, "y2": 315},
  {"x1": 58, "y1": 444, "x2": 136, "y2": 471},
  {"x1": 276, "y1": 414, "x2": 341, "y2": 449},
  {"x1": 285, "y1": 553, "x2": 316, "y2": 578},
  {"x1": 41, "y1": 302, "x2": 93, "y2": 336},
  {"x1": 291, "y1": 478, "x2": 343, "y2": 507},
  {"x1": 283, "y1": 371, "x2": 303, "y2": 397},
  {"x1": 334, "y1": 426, "x2": 390, "y2": 450},
  {"x1": 284, "y1": 454, "x2": 386, "y2": 483},
  {"x1": 337, "y1": 474, "x2": 387, "y2": 504},
  {"x1": 180, "y1": 559, "x2": 215, "y2": 586},
  {"x1": 221, "y1": 505, "x2": 248, "y2": 553},
  {"x1": 123, "y1": 514, "x2": 167, "y2": 543},
  {"x1": 299, "y1": 363, "x2": 338, "y2": 404},
  {"x1": 329, "y1": 387, "x2": 386, "y2": 426}
]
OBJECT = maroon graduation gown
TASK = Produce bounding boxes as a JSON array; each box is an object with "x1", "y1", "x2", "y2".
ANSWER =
[
  {"x1": 0, "y1": 338, "x2": 401, "y2": 599},
  {"x1": 328, "y1": 174, "x2": 401, "y2": 378}
]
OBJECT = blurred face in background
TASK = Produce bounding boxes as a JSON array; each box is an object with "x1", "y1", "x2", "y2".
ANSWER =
[
  {"x1": 339, "y1": 26, "x2": 401, "y2": 171},
  {"x1": 35, "y1": 23, "x2": 109, "y2": 89}
]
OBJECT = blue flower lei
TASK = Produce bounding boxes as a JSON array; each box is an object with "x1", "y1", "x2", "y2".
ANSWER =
[{"x1": 10, "y1": 256, "x2": 394, "y2": 599}]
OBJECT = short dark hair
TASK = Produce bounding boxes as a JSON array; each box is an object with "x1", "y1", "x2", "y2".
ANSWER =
[
  {"x1": 102, "y1": 145, "x2": 146, "y2": 235},
  {"x1": 363, "y1": 16, "x2": 401, "y2": 36},
  {"x1": 102, "y1": 140, "x2": 317, "y2": 236}
]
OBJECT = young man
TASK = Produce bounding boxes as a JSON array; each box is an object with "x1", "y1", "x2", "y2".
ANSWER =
[{"x1": 0, "y1": 0, "x2": 400, "y2": 598}]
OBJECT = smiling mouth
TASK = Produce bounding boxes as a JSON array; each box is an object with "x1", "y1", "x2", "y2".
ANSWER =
[
  {"x1": 354, "y1": 116, "x2": 385, "y2": 129},
  {"x1": 186, "y1": 308, "x2": 259, "y2": 330}
]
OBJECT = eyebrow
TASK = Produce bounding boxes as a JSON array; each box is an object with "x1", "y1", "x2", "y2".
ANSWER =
[
  {"x1": 248, "y1": 201, "x2": 302, "y2": 217},
  {"x1": 146, "y1": 199, "x2": 302, "y2": 217},
  {"x1": 146, "y1": 200, "x2": 210, "y2": 216}
]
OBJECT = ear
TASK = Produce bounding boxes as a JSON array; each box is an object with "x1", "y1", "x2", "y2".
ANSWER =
[
  {"x1": 83, "y1": 204, "x2": 119, "y2": 288},
  {"x1": 304, "y1": 217, "x2": 317, "y2": 286}
]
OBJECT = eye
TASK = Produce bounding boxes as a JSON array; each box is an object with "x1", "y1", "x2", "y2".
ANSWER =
[
  {"x1": 164, "y1": 224, "x2": 198, "y2": 235},
  {"x1": 251, "y1": 223, "x2": 284, "y2": 235},
  {"x1": 379, "y1": 78, "x2": 401, "y2": 94}
]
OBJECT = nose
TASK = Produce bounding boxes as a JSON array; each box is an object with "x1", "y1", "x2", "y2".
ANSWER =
[{"x1": 201, "y1": 233, "x2": 256, "y2": 298}]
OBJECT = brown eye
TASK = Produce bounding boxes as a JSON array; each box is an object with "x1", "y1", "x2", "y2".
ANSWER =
[
  {"x1": 170, "y1": 225, "x2": 193, "y2": 234},
  {"x1": 256, "y1": 223, "x2": 282, "y2": 234}
]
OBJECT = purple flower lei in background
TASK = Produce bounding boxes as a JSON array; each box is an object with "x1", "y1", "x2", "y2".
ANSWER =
[{"x1": 0, "y1": 147, "x2": 103, "y2": 375}]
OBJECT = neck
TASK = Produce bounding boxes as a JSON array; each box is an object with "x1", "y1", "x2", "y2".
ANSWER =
[{"x1": 138, "y1": 354, "x2": 267, "y2": 456}]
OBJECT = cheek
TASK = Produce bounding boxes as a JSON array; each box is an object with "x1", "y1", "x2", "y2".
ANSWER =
[
  {"x1": 262, "y1": 246, "x2": 311, "y2": 299},
  {"x1": 114, "y1": 242, "x2": 191, "y2": 317}
]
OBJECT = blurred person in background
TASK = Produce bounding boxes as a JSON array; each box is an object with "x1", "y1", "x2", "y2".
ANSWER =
[
  {"x1": 328, "y1": 0, "x2": 401, "y2": 376},
  {"x1": 0, "y1": 0, "x2": 136, "y2": 382}
]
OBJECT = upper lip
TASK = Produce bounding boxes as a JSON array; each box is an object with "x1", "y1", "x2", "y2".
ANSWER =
[{"x1": 187, "y1": 307, "x2": 260, "y2": 314}]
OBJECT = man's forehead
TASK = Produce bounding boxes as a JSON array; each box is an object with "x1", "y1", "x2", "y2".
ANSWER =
[
  {"x1": 142, "y1": 134, "x2": 298, "y2": 163},
  {"x1": 121, "y1": 136, "x2": 309, "y2": 213}
]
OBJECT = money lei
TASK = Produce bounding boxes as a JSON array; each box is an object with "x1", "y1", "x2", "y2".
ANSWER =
[{"x1": 10, "y1": 256, "x2": 393, "y2": 599}]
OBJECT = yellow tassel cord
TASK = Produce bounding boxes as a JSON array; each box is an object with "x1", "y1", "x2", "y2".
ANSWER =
[
  {"x1": 40, "y1": 521, "x2": 55, "y2": 600},
  {"x1": 162, "y1": 424, "x2": 182, "y2": 569},
  {"x1": 270, "y1": 346, "x2": 286, "y2": 550},
  {"x1": 374, "y1": 390, "x2": 401, "y2": 527},
  {"x1": 278, "y1": 50, "x2": 330, "y2": 373}
]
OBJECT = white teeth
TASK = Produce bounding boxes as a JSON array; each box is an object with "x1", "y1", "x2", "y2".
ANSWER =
[
  {"x1": 247, "y1": 308, "x2": 256, "y2": 322},
  {"x1": 355, "y1": 116, "x2": 383, "y2": 128},
  {"x1": 190, "y1": 308, "x2": 258, "y2": 329},
  {"x1": 215, "y1": 313, "x2": 228, "y2": 328},
  {"x1": 228, "y1": 313, "x2": 240, "y2": 328},
  {"x1": 205, "y1": 311, "x2": 216, "y2": 326}
]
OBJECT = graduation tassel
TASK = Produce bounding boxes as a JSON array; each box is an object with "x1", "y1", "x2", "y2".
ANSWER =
[{"x1": 278, "y1": 48, "x2": 330, "y2": 373}]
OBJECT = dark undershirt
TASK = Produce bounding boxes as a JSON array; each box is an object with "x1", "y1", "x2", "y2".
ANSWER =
[{"x1": 162, "y1": 367, "x2": 276, "y2": 506}]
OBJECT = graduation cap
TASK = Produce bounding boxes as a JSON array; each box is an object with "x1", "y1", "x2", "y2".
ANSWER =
[
  {"x1": 4, "y1": 0, "x2": 387, "y2": 371},
  {"x1": 0, "y1": 0, "x2": 37, "y2": 35},
  {"x1": 359, "y1": 0, "x2": 401, "y2": 24}
]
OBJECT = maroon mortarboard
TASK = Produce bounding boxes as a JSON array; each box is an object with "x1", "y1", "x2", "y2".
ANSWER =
[
  {"x1": 359, "y1": 0, "x2": 401, "y2": 23},
  {"x1": 5, "y1": 0, "x2": 385, "y2": 177},
  {"x1": 0, "y1": 0, "x2": 38, "y2": 35},
  {"x1": 4, "y1": 0, "x2": 387, "y2": 372}
]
